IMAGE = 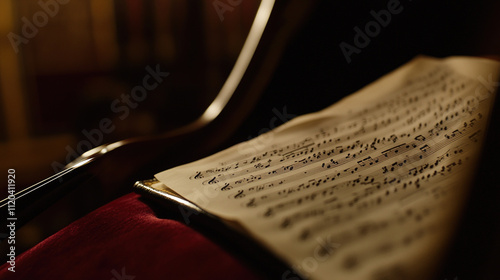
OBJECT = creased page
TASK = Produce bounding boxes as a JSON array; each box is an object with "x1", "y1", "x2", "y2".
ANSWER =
[{"x1": 155, "y1": 56, "x2": 500, "y2": 280}]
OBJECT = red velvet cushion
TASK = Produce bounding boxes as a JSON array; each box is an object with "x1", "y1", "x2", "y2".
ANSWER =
[{"x1": 0, "y1": 193, "x2": 261, "y2": 280}]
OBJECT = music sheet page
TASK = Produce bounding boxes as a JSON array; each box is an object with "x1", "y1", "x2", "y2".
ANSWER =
[{"x1": 155, "y1": 56, "x2": 500, "y2": 280}]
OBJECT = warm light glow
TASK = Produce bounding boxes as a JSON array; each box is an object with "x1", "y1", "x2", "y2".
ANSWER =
[{"x1": 199, "y1": 0, "x2": 275, "y2": 124}]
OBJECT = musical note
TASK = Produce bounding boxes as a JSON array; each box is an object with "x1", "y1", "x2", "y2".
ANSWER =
[
  {"x1": 419, "y1": 145, "x2": 430, "y2": 152},
  {"x1": 192, "y1": 172, "x2": 203, "y2": 179},
  {"x1": 207, "y1": 177, "x2": 219, "y2": 184},
  {"x1": 381, "y1": 143, "x2": 408, "y2": 157},
  {"x1": 415, "y1": 135, "x2": 426, "y2": 141},
  {"x1": 234, "y1": 190, "x2": 245, "y2": 199},
  {"x1": 469, "y1": 130, "x2": 481, "y2": 142},
  {"x1": 220, "y1": 183, "x2": 232, "y2": 191},
  {"x1": 357, "y1": 156, "x2": 379, "y2": 167}
]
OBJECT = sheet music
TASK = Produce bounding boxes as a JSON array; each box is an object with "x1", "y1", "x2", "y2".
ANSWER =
[{"x1": 155, "y1": 56, "x2": 500, "y2": 280}]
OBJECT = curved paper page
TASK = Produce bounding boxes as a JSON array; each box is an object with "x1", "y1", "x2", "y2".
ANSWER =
[{"x1": 155, "y1": 56, "x2": 500, "y2": 280}]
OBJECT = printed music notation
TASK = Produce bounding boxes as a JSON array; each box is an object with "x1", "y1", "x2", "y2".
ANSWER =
[{"x1": 155, "y1": 57, "x2": 499, "y2": 280}]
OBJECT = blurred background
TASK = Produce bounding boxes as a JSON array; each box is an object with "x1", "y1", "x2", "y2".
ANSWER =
[
  {"x1": 0, "y1": 0, "x2": 259, "y2": 188},
  {"x1": 0, "y1": 0, "x2": 499, "y2": 277}
]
